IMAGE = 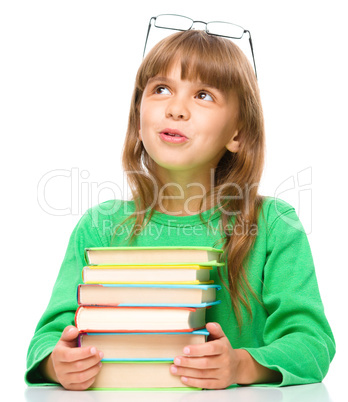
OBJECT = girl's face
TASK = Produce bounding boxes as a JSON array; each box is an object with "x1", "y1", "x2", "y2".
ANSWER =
[{"x1": 138, "y1": 61, "x2": 240, "y2": 178}]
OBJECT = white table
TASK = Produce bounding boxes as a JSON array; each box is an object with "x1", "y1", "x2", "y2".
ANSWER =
[{"x1": 24, "y1": 383, "x2": 332, "y2": 402}]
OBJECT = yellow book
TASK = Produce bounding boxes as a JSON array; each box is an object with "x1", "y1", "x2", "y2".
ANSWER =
[{"x1": 82, "y1": 264, "x2": 214, "y2": 284}]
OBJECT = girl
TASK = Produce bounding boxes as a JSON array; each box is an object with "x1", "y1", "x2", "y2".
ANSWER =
[{"x1": 25, "y1": 29, "x2": 335, "y2": 391}]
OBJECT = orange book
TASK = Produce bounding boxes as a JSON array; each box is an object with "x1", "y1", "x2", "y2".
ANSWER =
[
  {"x1": 75, "y1": 306, "x2": 207, "y2": 333},
  {"x1": 77, "y1": 284, "x2": 221, "y2": 307}
]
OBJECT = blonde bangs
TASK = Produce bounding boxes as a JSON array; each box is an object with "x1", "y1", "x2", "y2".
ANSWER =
[{"x1": 137, "y1": 30, "x2": 249, "y2": 94}]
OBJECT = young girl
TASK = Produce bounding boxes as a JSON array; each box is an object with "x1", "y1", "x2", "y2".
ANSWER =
[{"x1": 25, "y1": 29, "x2": 335, "y2": 391}]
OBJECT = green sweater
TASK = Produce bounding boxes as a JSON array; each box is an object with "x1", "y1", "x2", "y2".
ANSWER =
[{"x1": 25, "y1": 197, "x2": 335, "y2": 387}]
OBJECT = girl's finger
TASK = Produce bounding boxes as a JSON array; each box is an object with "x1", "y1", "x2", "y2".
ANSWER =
[
  {"x1": 170, "y1": 364, "x2": 219, "y2": 380},
  {"x1": 65, "y1": 361, "x2": 102, "y2": 386},
  {"x1": 63, "y1": 353, "x2": 104, "y2": 374},
  {"x1": 180, "y1": 375, "x2": 226, "y2": 390},
  {"x1": 56, "y1": 345, "x2": 103, "y2": 363},
  {"x1": 182, "y1": 338, "x2": 226, "y2": 357},
  {"x1": 173, "y1": 355, "x2": 221, "y2": 370}
]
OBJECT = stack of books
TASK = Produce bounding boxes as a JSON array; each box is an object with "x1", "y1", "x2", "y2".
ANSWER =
[{"x1": 75, "y1": 246, "x2": 223, "y2": 389}]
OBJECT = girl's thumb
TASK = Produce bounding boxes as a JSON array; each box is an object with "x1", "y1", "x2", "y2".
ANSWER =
[
  {"x1": 60, "y1": 325, "x2": 79, "y2": 342},
  {"x1": 206, "y1": 322, "x2": 225, "y2": 340}
]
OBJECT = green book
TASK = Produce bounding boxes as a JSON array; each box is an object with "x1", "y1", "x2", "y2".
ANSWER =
[
  {"x1": 84, "y1": 246, "x2": 224, "y2": 266},
  {"x1": 89, "y1": 361, "x2": 201, "y2": 390}
]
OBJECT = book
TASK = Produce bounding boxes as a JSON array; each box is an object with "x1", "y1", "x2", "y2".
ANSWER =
[
  {"x1": 82, "y1": 264, "x2": 214, "y2": 284},
  {"x1": 75, "y1": 306, "x2": 207, "y2": 332},
  {"x1": 91, "y1": 361, "x2": 199, "y2": 389},
  {"x1": 78, "y1": 329, "x2": 209, "y2": 360},
  {"x1": 76, "y1": 245, "x2": 222, "y2": 389},
  {"x1": 84, "y1": 246, "x2": 223, "y2": 266},
  {"x1": 77, "y1": 284, "x2": 221, "y2": 307}
]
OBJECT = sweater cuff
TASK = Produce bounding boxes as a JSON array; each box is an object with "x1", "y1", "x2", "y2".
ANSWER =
[
  {"x1": 242, "y1": 345, "x2": 325, "y2": 387},
  {"x1": 25, "y1": 339, "x2": 59, "y2": 386},
  {"x1": 241, "y1": 347, "x2": 285, "y2": 387}
]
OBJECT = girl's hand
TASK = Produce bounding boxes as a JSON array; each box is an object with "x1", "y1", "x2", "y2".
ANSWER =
[
  {"x1": 39, "y1": 325, "x2": 104, "y2": 391},
  {"x1": 170, "y1": 322, "x2": 240, "y2": 389},
  {"x1": 171, "y1": 322, "x2": 282, "y2": 389}
]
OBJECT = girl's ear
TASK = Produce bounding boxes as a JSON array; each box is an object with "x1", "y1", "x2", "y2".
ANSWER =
[
  {"x1": 226, "y1": 129, "x2": 240, "y2": 153},
  {"x1": 138, "y1": 128, "x2": 142, "y2": 141}
]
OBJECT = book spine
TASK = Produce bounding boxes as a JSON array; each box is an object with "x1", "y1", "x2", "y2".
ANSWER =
[
  {"x1": 77, "y1": 333, "x2": 82, "y2": 347},
  {"x1": 77, "y1": 306, "x2": 200, "y2": 311},
  {"x1": 84, "y1": 249, "x2": 91, "y2": 265},
  {"x1": 77, "y1": 328, "x2": 205, "y2": 334},
  {"x1": 77, "y1": 284, "x2": 81, "y2": 305},
  {"x1": 74, "y1": 306, "x2": 81, "y2": 329}
]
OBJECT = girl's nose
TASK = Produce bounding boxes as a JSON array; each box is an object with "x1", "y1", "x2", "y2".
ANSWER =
[{"x1": 165, "y1": 98, "x2": 190, "y2": 120}]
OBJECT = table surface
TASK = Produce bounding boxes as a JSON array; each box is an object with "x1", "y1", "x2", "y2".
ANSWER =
[{"x1": 24, "y1": 383, "x2": 334, "y2": 402}]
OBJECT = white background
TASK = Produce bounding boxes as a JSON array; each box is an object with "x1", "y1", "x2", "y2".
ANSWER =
[{"x1": 1, "y1": 1, "x2": 347, "y2": 401}]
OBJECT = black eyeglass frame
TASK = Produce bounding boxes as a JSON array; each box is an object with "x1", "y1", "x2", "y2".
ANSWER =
[{"x1": 143, "y1": 13, "x2": 258, "y2": 79}]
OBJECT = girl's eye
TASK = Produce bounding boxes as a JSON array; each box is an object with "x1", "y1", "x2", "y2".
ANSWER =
[
  {"x1": 154, "y1": 86, "x2": 171, "y2": 95},
  {"x1": 197, "y1": 91, "x2": 214, "y2": 102}
]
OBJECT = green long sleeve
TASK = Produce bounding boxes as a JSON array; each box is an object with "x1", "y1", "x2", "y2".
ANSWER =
[
  {"x1": 242, "y1": 207, "x2": 335, "y2": 385},
  {"x1": 25, "y1": 211, "x2": 107, "y2": 385},
  {"x1": 25, "y1": 197, "x2": 335, "y2": 387}
]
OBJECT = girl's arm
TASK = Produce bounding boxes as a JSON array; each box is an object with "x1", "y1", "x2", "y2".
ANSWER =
[
  {"x1": 235, "y1": 348, "x2": 282, "y2": 384},
  {"x1": 25, "y1": 206, "x2": 109, "y2": 387}
]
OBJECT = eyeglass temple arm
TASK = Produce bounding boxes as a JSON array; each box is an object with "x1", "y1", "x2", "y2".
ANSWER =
[
  {"x1": 245, "y1": 30, "x2": 258, "y2": 79},
  {"x1": 143, "y1": 17, "x2": 156, "y2": 58}
]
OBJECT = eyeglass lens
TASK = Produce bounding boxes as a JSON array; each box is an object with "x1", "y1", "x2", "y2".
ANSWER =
[
  {"x1": 155, "y1": 15, "x2": 193, "y2": 31},
  {"x1": 206, "y1": 22, "x2": 244, "y2": 39}
]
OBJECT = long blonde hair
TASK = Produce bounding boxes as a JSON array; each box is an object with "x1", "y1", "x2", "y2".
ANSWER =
[{"x1": 120, "y1": 30, "x2": 265, "y2": 324}]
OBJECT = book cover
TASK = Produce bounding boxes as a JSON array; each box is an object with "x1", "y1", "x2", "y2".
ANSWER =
[
  {"x1": 77, "y1": 283, "x2": 221, "y2": 307},
  {"x1": 84, "y1": 246, "x2": 223, "y2": 266},
  {"x1": 90, "y1": 361, "x2": 201, "y2": 389},
  {"x1": 78, "y1": 329, "x2": 209, "y2": 361},
  {"x1": 75, "y1": 306, "x2": 207, "y2": 332},
  {"x1": 81, "y1": 264, "x2": 215, "y2": 284}
]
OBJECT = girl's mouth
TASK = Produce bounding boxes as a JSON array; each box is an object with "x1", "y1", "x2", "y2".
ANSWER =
[
  {"x1": 160, "y1": 128, "x2": 187, "y2": 138},
  {"x1": 165, "y1": 132, "x2": 182, "y2": 137},
  {"x1": 159, "y1": 129, "x2": 188, "y2": 144}
]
